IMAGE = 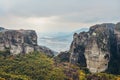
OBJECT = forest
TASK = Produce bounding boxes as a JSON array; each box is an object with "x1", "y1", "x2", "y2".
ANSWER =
[{"x1": 0, "y1": 51, "x2": 120, "y2": 80}]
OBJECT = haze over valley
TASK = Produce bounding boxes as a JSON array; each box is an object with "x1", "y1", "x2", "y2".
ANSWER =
[{"x1": 37, "y1": 28, "x2": 88, "y2": 52}]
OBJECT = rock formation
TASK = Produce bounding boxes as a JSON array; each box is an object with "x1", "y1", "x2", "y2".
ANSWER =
[
  {"x1": 0, "y1": 27, "x2": 54, "y2": 57},
  {"x1": 70, "y1": 22, "x2": 120, "y2": 73}
]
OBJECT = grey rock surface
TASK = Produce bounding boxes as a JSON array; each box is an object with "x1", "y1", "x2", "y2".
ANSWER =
[
  {"x1": 0, "y1": 28, "x2": 54, "y2": 57},
  {"x1": 70, "y1": 22, "x2": 120, "y2": 73}
]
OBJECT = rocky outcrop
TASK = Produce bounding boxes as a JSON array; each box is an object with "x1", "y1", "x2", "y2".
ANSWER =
[
  {"x1": 35, "y1": 46, "x2": 55, "y2": 57},
  {"x1": 107, "y1": 22, "x2": 120, "y2": 74},
  {"x1": 0, "y1": 28, "x2": 54, "y2": 57},
  {"x1": 70, "y1": 22, "x2": 120, "y2": 73},
  {"x1": 54, "y1": 51, "x2": 70, "y2": 62}
]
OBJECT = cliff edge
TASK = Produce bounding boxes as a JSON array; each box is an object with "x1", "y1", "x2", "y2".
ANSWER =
[
  {"x1": 70, "y1": 22, "x2": 120, "y2": 74},
  {"x1": 0, "y1": 27, "x2": 54, "y2": 57}
]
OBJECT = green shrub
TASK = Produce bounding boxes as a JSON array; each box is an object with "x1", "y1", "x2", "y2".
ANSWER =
[{"x1": 0, "y1": 52, "x2": 66, "y2": 80}]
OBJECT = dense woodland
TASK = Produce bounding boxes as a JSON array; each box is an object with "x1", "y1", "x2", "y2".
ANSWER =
[
  {"x1": 0, "y1": 51, "x2": 120, "y2": 80},
  {"x1": 0, "y1": 51, "x2": 65, "y2": 80}
]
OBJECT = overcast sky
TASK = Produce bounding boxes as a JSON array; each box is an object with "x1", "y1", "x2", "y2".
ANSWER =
[{"x1": 0, "y1": 0, "x2": 119, "y2": 33}]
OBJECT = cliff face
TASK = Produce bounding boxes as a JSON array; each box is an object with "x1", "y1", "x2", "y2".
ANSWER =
[
  {"x1": 70, "y1": 23, "x2": 120, "y2": 73},
  {"x1": 108, "y1": 22, "x2": 120, "y2": 74},
  {"x1": 0, "y1": 27, "x2": 54, "y2": 57}
]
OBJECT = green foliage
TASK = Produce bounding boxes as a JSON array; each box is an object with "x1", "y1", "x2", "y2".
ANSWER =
[
  {"x1": 78, "y1": 70, "x2": 86, "y2": 80},
  {"x1": 78, "y1": 70, "x2": 120, "y2": 80},
  {"x1": 0, "y1": 72, "x2": 29, "y2": 80},
  {"x1": 0, "y1": 51, "x2": 120, "y2": 80},
  {"x1": 86, "y1": 73, "x2": 119, "y2": 80},
  {"x1": 54, "y1": 51, "x2": 70, "y2": 63},
  {"x1": 48, "y1": 68, "x2": 66, "y2": 80},
  {"x1": 0, "y1": 52, "x2": 66, "y2": 80}
]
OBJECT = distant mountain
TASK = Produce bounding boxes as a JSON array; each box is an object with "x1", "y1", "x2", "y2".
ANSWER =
[
  {"x1": 0, "y1": 27, "x2": 5, "y2": 31},
  {"x1": 73, "y1": 28, "x2": 89, "y2": 34},
  {"x1": 38, "y1": 28, "x2": 89, "y2": 53}
]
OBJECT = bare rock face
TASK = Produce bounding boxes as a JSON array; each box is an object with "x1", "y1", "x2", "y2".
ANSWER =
[
  {"x1": 69, "y1": 23, "x2": 120, "y2": 73},
  {"x1": 85, "y1": 24, "x2": 114, "y2": 73},
  {"x1": 70, "y1": 32, "x2": 88, "y2": 67},
  {"x1": 0, "y1": 29, "x2": 37, "y2": 54},
  {"x1": 0, "y1": 28, "x2": 54, "y2": 57},
  {"x1": 107, "y1": 22, "x2": 120, "y2": 74},
  {"x1": 115, "y1": 23, "x2": 120, "y2": 56}
]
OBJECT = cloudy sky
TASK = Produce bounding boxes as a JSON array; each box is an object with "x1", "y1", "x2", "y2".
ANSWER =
[{"x1": 0, "y1": 0, "x2": 119, "y2": 33}]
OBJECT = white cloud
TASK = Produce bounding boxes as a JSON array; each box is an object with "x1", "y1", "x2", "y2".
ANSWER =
[
  {"x1": 0, "y1": 15, "x2": 92, "y2": 32},
  {"x1": 0, "y1": 0, "x2": 119, "y2": 33}
]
